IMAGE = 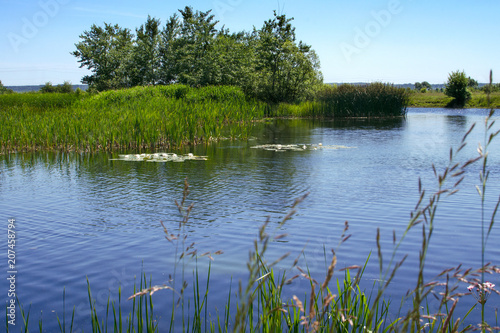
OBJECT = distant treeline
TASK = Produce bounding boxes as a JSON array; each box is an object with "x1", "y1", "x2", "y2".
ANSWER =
[{"x1": 72, "y1": 7, "x2": 323, "y2": 104}]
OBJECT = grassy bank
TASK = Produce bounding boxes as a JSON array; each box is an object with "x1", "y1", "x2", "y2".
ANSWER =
[
  {"x1": 0, "y1": 83, "x2": 409, "y2": 152},
  {"x1": 409, "y1": 90, "x2": 500, "y2": 108}
]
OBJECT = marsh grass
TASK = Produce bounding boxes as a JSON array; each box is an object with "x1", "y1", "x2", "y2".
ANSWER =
[
  {"x1": 0, "y1": 85, "x2": 266, "y2": 153},
  {"x1": 264, "y1": 83, "x2": 409, "y2": 119},
  {"x1": 313, "y1": 83, "x2": 409, "y2": 118},
  {"x1": 0, "y1": 92, "x2": 83, "y2": 111}
]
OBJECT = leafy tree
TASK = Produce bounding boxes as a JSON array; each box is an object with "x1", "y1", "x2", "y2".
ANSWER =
[
  {"x1": 71, "y1": 7, "x2": 323, "y2": 102},
  {"x1": 256, "y1": 11, "x2": 322, "y2": 103},
  {"x1": 445, "y1": 70, "x2": 471, "y2": 107},
  {"x1": 415, "y1": 81, "x2": 431, "y2": 91},
  {"x1": 40, "y1": 81, "x2": 73, "y2": 93},
  {"x1": 72, "y1": 23, "x2": 134, "y2": 91},
  {"x1": 164, "y1": 7, "x2": 220, "y2": 86},
  {"x1": 0, "y1": 80, "x2": 14, "y2": 94},
  {"x1": 421, "y1": 81, "x2": 431, "y2": 90},
  {"x1": 158, "y1": 14, "x2": 181, "y2": 84},
  {"x1": 130, "y1": 16, "x2": 162, "y2": 86}
]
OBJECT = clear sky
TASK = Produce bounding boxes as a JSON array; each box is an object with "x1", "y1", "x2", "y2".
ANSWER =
[{"x1": 1, "y1": 0, "x2": 499, "y2": 86}]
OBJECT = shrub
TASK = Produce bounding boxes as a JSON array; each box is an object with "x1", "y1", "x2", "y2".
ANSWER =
[
  {"x1": 445, "y1": 70, "x2": 471, "y2": 107},
  {"x1": 40, "y1": 81, "x2": 74, "y2": 93}
]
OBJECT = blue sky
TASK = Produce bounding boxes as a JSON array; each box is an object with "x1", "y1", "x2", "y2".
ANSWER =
[{"x1": 1, "y1": 0, "x2": 499, "y2": 86}]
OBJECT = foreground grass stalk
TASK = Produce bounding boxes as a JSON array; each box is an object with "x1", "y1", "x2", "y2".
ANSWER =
[{"x1": 476, "y1": 70, "x2": 500, "y2": 332}]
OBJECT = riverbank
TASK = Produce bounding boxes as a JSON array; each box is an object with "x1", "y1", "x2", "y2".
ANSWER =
[
  {"x1": 409, "y1": 90, "x2": 500, "y2": 108},
  {"x1": 0, "y1": 84, "x2": 408, "y2": 153}
]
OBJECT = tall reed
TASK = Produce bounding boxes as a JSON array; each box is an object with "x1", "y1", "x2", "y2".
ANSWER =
[{"x1": 314, "y1": 83, "x2": 409, "y2": 118}]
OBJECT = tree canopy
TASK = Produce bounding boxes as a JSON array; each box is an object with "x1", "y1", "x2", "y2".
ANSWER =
[{"x1": 72, "y1": 7, "x2": 323, "y2": 103}]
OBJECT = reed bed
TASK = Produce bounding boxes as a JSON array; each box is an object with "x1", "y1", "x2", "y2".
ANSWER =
[
  {"x1": 0, "y1": 85, "x2": 266, "y2": 152},
  {"x1": 0, "y1": 92, "x2": 84, "y2": 111},
  {"x1": 264, "y1": 83, "x2": 409, "y2": 119},
  {"x1": 315, "y1": 83, "x2": 409, "y2": 118}
]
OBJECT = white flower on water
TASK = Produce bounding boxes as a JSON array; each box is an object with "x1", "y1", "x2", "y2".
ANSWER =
[{"x1": 113, "y1": 152, "x2": 207, "y2": 162}]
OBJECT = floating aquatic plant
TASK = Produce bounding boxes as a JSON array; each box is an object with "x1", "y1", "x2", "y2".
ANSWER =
[
  {"x1": 250, "y1": 143, "x2": 356, "y2": 152},
  {"x1": 112, "y1": 153, "x2": 208, "y2": 162}
]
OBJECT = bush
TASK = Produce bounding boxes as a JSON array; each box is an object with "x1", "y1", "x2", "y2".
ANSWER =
[
  {"x1": 40, "y1": 81, "x2": 74, "y2": 93},
  {"x1": 444, "y1": 70, "x2": 471, "y2": 107}
]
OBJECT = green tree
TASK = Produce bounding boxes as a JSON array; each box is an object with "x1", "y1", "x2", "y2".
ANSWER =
[
  {"x1": 72, "y1": 23, "x2": 134, "y2": 91},
  {"x1": 159, "y1": 14, "x2": 181, "y2": 84},
  {"x1": 421, "y1": 81, "x2": 431, "y2": 90},
  {"x1": 209, "y1": 30, "x2": 260, "y2": 94},
  {"x1": 256, "y1": 11, "x2": 322, "y2": 103},
  {"x1": 40, "y1": 81, "x2": 73, "y2": 93},
  {"x1": 130, "y1": 16, "x2": 162, "y2": 86},
  {"x1": 165, "y1": 7, "x2": 219, "y2": 86},
  {"x1": 445, "y1": 70, "x2": 471, "y2": 107},
  {"x1": 71, "y1": 7, "x2": 323, "y2": 101}
]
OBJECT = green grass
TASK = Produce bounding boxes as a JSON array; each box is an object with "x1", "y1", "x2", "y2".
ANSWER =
[
  {"x1": 0, "y1": 91, "x2": 84, "y2": 110},
  {"x1": 409, "y1": 90, "x2": 500, "y2": 108}
]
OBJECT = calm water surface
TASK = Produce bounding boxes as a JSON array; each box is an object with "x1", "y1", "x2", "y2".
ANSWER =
[{"x1": 1, "y1": 108, "x2": 499, "y2": 331}]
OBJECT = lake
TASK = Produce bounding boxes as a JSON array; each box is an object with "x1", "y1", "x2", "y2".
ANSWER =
[{"x1": 1, "y1": 108, "x2": 499, "y2": 331}]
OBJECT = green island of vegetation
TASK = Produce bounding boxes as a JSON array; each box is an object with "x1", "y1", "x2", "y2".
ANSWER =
[{"x1": 3, "y1": 6, "x2": 500, "y2": 333}]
